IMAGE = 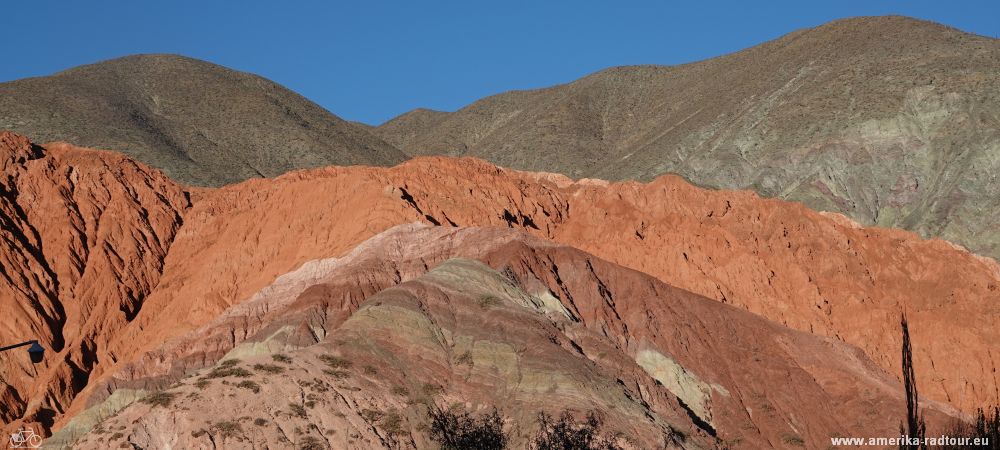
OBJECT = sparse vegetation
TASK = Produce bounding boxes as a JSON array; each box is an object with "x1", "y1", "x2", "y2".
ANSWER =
[
  {"x1": 478, "y1": 294, "x2": 501, "y2": 309},
  {"x1": 455, "y1": 351, "x2": 474, "y2": 366},
  {"x1": 363, "y1": 365, "x2": 378, "y2": 375},
  {"x1": 141, "y1": 391, "x2": 178, "y2": 408},
  {"x1": 253, "y1": 363, "x2": 285, "y2": 374},
  {"x1": 361, "y1": 408, "x2": 384, "y2": 422},
  {"x1": 422, "y1": 383, "x2": 444, "y2": 397},
  {"x1": 534, "y1": 410, "x2": 623, "y2": 450},
  {"x1": 253, "y1": 418, "x2": 268, "y2": 427},
  {"x1": 205, "y1": 365, "x2": 253, "y2": 379},
  {"x1": 940, "y1": 407, "x2": 1000, "y2": 450},
  {"x1": 212, "y1": 421, "x2": 243, "y2": 438},
  {"x1": 310, "y1": 380, "x2": 330, "y2": 393},
  {"x1": 382, "y1": 409, "x2": 405, "y2": 436},
  {"x1": 781, "y1": 433, "x2": 805, "y2": 447},
  {"x1": 272, "y1": 353, "x2": 293, "y2": 363},
  {"x1": 428, "y1": 405, "x2": 508, "y2": 450},
  {"x1": 289, "y1": 403, "x2": 308, "y2": 418},
  {"x1": 895, "y1": 316, "x2": 1000, "y2": 450},
  {"x1": 323, "y1": 369, "x2": 349, "y2": 379},
  {"x1": 319, "y1": 354, "x2": 352, "y2": 369},
  {"x1": 194, "y1": 379, "x2": 211, "y2": 390},
  {"x1": 299, "y1": 435, "x2": 325, "y2": 450},
  {"x1": 391, "y1": 386, "x2": 409, "y2": 397},
  {"x1": 236, "y1": 380, "x2": 261, "y2": 393}
]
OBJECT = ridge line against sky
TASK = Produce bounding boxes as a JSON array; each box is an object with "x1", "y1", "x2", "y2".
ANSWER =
[{"x1": 3, "y1": 0, "x2": 999, "y2": 125}]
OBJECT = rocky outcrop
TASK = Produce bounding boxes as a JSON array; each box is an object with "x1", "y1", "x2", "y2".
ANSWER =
[
  {"x1": 92, "y1": 154, "x2": 994, "y2": 417},
  {"x1": 0, "y1": 132, "x2": 190, "y2": 437},
  {"x1": 0, "y1": 133, "x2": 996, "y2": 446},
  {"x1": 70, "y1": 225, "x2": 959, "y2": 449}
]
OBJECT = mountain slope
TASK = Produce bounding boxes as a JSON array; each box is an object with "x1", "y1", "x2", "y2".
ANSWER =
[
  {"x1": 67, "y1": 225, "x2": 957, "y2": 449},
  {"x1": 0, "y1": 132, "x2": 190, "y2": 434},
  {"x1": 376, "y1": 15, "x2": 1000, "y2": 260},
  {"x1": 0, "y1": 54, "x2": 407, "y2": 186},
  {"x1": 1, "y1": 134, "x2": 996, "y2": 445}
]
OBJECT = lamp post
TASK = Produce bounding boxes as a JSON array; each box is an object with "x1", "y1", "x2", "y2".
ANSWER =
[{"x1": 0, "y1": 340, "x2": 44, "y2": 363}]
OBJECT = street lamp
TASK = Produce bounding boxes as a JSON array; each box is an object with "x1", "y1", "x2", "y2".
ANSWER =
[{"x1": 0, "y1": 340, "x2": 45, "y2": 364}]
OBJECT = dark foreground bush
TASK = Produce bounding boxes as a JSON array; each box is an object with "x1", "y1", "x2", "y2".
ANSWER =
[
  {"x1": 428, "y1": 405, "x2": 508, "y2": 450},
  {"x1": 939, "y1": 407, "x2": 1000, "y2": 450},
  {"x1": 534, "y1": 411, "x2": 623, "y2": 450}
]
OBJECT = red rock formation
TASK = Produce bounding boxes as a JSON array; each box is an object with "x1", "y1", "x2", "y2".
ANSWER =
[
  {"x1": 70, "y1": 225, "x2": 960, "y2": 449},
  {"x1": 99, "y1": 155, "x2": 995, "y2": 417},
  {"x1": 1, "y1": 132, "x2": 996, "y2": 444},
  {"x1": 0, "y1": 132, "x2": 190, "y2": 437}
]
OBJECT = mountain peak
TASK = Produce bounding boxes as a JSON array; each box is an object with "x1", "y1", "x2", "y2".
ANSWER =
[
  {"x1": 0, "y1": 54, "x2": 407, "y2": 186},
  {"x1": 375, "y1": 15, "x2": 1000, "y2": 262}
]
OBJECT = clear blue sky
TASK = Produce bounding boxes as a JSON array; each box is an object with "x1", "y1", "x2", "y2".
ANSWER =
[{"x1": 3, "y1": 1, "x2": 998, "y2": 125}]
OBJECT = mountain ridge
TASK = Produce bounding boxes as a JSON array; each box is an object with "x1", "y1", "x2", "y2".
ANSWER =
[
  {"x1": 0, "y1": 53, "x2": 407, "y2": 186},
  {"x1": 375, "y1": 15, "x2": 1000, "y2": 261},
  {"x1": 2, "y1": 132, "x2": 996, "y2": 445}
]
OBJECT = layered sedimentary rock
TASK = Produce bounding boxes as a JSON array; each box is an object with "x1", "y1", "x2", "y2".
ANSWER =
[
  {"x1": 94, "y1": 154, "x2": 994, "y2": 418},
  {"x1": 0, "y1": 133, "x2": 996, "y2": 448},
  {"x1": 0, "y1": 132, "x2": 190, "y2": 435},
  {"x1": 70, "y1": 225, "x2": 958, "y2": 449}
]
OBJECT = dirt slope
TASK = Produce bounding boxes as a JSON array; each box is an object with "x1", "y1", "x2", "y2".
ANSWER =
[
  {"x1": 0, "y1": 55, "x2": 407, "y2": 186},
  {"x1": 0, "y1": 133, "x2": 996, "y2": 446},
  {"x1": 376, "y1": 16, "x2": 1000, "y2": 261},
  {"x1": 68, "y1": 225, "x2": 957, "y2": 449}
]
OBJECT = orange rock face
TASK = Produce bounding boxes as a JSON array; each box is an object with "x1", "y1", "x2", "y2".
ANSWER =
[
  {"x1": 106, "y1": 156, "x2": 995, "y2": 415},
  {"x1": 0, "y1": 132, "x2": 190, "y2": 435},
  {"x1": 1, "y1": 132, "x2": 997, "y2": 444}
]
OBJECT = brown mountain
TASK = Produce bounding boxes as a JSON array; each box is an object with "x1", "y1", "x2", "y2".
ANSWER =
[
  {"x1": 0, "y1": 54, "x2": 407, "y2": 186},
  {"x1": 1, "y1": 133, "x2": 995, "y2": 448},
  {"x1": 376, "y1": 16, "x2": 1000, "y2": 261}
]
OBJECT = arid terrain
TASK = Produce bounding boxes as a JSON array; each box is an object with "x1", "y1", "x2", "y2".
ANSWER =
[
  {"x1": 5, "y1": 17, "x2": 1000, "y2": 264},
  {"x1": 0, "y1": 55, "x2": 406, "y2": 187},
  {"x1": 0, "y1": 131, "x2": 996, "y2": 448},
  {"x1": 1, "y1": 12, "x2": 998, "y2": 450},
  {"x1": 377, "y1": 16, "x2": 1000, "y2": 263}
]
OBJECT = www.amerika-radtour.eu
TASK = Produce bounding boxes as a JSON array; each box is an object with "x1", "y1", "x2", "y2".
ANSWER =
[{"x1": 830, "y1": 435, "x2": 990, "y2": 447}]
